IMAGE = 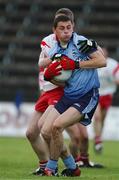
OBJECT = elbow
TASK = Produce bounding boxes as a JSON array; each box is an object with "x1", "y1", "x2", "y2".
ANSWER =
[
  {"x1": 38, "y1": 63, "x2": 42, "y2": 68},
  {"x1": 38, "y1": 62, "x2": 41, "y2": 67},
  {"x1": 99, "y1": 57, "x2": 107, "y2": 68},
  {"x1": 102, "y1": 61, "x2": 107, "y2": 67},
  {"x1": 38, "y1": 60, "x2": 43, "y2": 68}
]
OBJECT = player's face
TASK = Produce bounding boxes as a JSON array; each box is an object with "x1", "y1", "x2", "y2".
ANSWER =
[{"x1": 53, "y1": 21, "x2": 73, "y2": 44}]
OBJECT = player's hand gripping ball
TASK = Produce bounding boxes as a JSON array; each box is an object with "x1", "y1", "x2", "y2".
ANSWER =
[
  {"x1": 44, "y1": 61, "x2": 62, "y2": 81},
  {"x1": 50, "y1": 54, "x2": 72, "y2": 82}
]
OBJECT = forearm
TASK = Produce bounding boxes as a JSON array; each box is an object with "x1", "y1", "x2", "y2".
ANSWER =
[
  {"x1": 38, "y1": 57, "x2": 52, "y2": 68},
  {"x1": 79, "y1": 58, "x2": 106, "y2": 69},
  {"x1": 79, "y1": 50, "x2": 106, "y2": 69}
]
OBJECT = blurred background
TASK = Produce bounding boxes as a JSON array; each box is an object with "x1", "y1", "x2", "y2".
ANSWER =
[{"x1": 0, "y1": 0, "x2": 119, "y2": 138}]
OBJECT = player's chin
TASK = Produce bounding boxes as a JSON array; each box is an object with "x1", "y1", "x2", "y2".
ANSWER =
[{"x1": 62, "y1": 36, "x2": 71, "y2": 42}]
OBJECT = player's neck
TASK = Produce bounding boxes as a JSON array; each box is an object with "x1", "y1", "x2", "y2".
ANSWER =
[{"x1": 60, "y1": 41, "x2": 68, "y2": 49}]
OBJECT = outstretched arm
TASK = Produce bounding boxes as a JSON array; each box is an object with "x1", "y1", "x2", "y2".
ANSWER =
[
  {"x1": 38, "y1": 50, "x2": 52, "y2": 68},
  {"x1": 60, "y1": 46, "x2": 106, "y2": 70},
  {"x1": 79, "y1": 46, "x2": 106, "y2": 69}
]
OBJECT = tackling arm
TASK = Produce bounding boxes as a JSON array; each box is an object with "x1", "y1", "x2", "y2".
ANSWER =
[{"x1": 38, "y1": 50, "x2": 52, "y2": 68}]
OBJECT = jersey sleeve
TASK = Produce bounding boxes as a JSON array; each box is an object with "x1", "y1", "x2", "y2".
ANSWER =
[{"x1": 38, "y1": 34, "x2": 55, "y2": 65}]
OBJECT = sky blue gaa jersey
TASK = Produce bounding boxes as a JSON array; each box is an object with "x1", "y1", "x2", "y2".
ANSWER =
[{"x1": 48, "y1": 32, "x2": 100, "y2": 99}]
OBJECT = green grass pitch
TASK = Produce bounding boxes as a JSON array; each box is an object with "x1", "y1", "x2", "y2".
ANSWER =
[{"x1": 0, "y1": 137, "x2": 119, "y2": 180}]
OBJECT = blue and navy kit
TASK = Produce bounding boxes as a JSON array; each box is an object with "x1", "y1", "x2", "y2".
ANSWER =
[
  {"x1": 48, "y1": 32, "x2": 100, "y2": 100},
  {"x1": 47, "y1": 32, "x2": 100, "y2": 125}
]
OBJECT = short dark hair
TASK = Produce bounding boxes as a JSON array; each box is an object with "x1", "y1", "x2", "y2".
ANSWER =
[
  {"x1": 55, "y1": 8, "x2": 74, "y2": 22},
  {"x1": 53, "y1": 15, "x2": 72, "y2": 28}
]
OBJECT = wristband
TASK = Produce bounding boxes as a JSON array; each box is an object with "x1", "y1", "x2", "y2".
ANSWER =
[
  {"x1": 51, "y1": 53, "x2": 62, "y2": 61},
  {"x1": 75, "y1": 61, "x2": 80, "y2": 69}
]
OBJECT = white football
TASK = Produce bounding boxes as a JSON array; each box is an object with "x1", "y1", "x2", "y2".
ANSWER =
[{"x1": 53, "y1": 68, "x2": 72, "y2": 82}]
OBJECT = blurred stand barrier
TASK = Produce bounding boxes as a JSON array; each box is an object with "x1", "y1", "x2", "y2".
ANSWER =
[
  {"x1": 0, "y1": 102, "x2": 33, "y2": 137},
  {"x1": 0, "y1": 102, "x2": 119, "y2": 140}
]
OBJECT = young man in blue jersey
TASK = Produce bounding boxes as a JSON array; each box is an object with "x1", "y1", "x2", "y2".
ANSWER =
[
  {"x1": 38, "y1": 14, "x2": 106, "y2": 176},
  {"x1": 26, "y1": 8, "x2": 81, "y2": 176},
  {"x1": 26, "y1": 8, "x2": 103, "y2": 177}
]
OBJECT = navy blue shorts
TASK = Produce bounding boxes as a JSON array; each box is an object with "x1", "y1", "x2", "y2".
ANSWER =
[{"x1": 55, "y1": 88, "x2": 99, "y2": 126}]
